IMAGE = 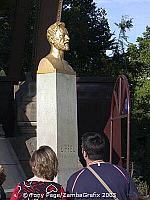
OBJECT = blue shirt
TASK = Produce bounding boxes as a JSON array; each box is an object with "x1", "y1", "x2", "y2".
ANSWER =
[{"x1": 66, "y1": 163, "x2": 139, "y2": 200}]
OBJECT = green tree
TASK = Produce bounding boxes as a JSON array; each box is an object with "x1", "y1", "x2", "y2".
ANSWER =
[
  {"x1": 115, "y1": 15, "x2": 133, "y2": 53},
  {"x1": 62, "y1": 0, "x2": 114, "y2": 75},
  {"x1": 136, "y1": 26, "x2": 150, "y2": 73},
  {"x1": 114, "y1": 16, "x2": 133, "y2": 72},
  {"x1": 126, "y1": 26, "x2": 150, "y2": 79},
  {"x1": 127, "y1": 26, "x2": 150, "y2": 186}
]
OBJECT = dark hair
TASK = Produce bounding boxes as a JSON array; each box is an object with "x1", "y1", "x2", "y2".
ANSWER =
[
  {"x1": 81, "y1": 132, "x2": 105, "y2": 160},
  {"x1": 30, "y1": 146, "x2": 58, "y2": 181}
]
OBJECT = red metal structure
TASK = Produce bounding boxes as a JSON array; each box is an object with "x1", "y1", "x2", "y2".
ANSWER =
[{"x1": 104, "y1": 75, "x2": 130, "y2": 172}]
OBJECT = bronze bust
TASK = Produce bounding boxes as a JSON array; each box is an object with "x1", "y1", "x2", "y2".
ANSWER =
[{"x1": 37, "y1": 22, "x2": 75, "y2": 75}]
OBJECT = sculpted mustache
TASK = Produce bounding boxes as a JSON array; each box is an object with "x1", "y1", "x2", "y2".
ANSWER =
[{"x1": 64, "y1": 41, "x2": 69, "y2": 44}]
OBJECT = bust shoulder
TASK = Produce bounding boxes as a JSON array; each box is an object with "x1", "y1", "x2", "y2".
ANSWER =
[
  {"x1": 37, "y1": 57, "x2": 55, "y2": 74},
  {"x1": 37, "y1": 54, "x2": 75, "y2": 75}
]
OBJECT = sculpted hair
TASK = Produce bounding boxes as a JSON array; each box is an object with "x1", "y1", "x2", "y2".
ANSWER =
[
  {"x1": 30, "y1": 146, "x2": 58, "y2": 181},
  {"x1": 81, "y1": 132, "x2": 105, "y2": 160},
  {"x1": 47, "y1": 21, "x2": 66, "y2": 43}
]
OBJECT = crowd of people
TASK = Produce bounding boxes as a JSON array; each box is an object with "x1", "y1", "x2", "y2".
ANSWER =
[{"x1": 0, "y1": 132, "x2": 139, "y2": 200}]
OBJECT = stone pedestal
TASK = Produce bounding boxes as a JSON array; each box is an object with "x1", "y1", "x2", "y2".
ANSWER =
[{"x1": 37, "y1": 72, "x2": 78, "y2": 187}]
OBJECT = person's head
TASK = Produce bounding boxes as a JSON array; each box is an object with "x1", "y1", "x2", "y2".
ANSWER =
[
  {"x1": 30, "y1": 146, "x2": 58, "y2": 181},
  {"x1": 47, "y1": 22, "x2": 70, "y2": 51},
  {"x1": 81, "y1": 132, "x2": 105, "y2": 162},
  {"x1": 0, "y1": 165, "x2": 6, "y2": 185}
]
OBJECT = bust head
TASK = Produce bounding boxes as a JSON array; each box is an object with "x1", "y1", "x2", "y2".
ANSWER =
[{"x1": 47, "y1": 22, "x2": 70, "y2": 51}]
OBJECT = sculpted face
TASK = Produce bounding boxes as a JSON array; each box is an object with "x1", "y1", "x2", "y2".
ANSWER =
[{"x1": 52, "y1": 25, "x2": 70, "y2": 51}]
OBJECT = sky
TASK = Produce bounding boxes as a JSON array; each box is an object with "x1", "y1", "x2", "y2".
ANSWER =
[{"x1": 94, "y1": 0, "x2": 150, "y2": 44}]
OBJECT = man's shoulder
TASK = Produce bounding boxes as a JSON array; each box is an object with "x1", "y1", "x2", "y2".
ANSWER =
[
  {"x1": 67, "y1": 168, "x2": 85, "y2": 182},
  {"x1": 66, "y1": 168, "x2": 86, "y2": 192},
  {"x1": 112, "y1": 165, "x2": 130, "y2": 177}
]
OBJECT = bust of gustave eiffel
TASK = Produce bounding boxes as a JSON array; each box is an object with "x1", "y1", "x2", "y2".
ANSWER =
[{"x1": 37, "y1": 22, "x2": 75, "y2": 75}]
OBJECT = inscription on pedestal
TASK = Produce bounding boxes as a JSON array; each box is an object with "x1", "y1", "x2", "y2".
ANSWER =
[{"x1": 60, "y1": 144, "x2": 76, "y2": 153}]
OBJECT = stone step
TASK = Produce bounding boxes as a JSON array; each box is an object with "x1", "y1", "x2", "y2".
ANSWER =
[{"x1": 0, "y1": 137, "x2": 26, "y2": 191}]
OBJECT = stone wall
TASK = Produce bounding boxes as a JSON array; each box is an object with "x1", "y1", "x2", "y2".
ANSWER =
[{"x1": 0, "y1": 78, "x2": 15, "y2": 137}]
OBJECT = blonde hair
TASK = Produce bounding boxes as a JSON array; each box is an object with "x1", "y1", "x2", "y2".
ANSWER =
[{"x1": 30, "y1": 146, "x2": 58, "y2": 181}]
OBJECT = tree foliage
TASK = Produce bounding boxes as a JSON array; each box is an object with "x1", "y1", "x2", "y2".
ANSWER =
[
  {"x1": 115, "y1": 16, "x2": 133, "y2": 55},
  {"x1": 127, "y1": 26, "x2": 150, "y2": 78},
  {"x1": 0, "y1": 0, "x2": 39, "y2": 75},
  {"x1": 127, "y1": 26, "x2": 150, "y2": 185},
  {"x1": 62, "y1": 0, "x2": 114, "y2": 75},
  {"x1": 0, "y1": 0, "x2": 12, "y2": 73}
]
